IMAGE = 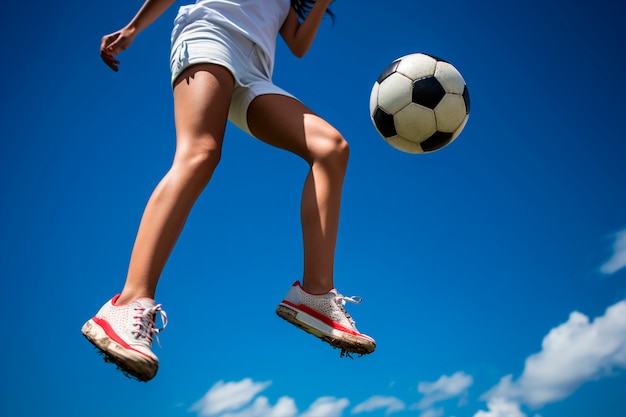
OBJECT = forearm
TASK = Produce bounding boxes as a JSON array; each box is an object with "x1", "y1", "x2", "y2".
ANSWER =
[
  {"x1": 126, "y1": 0, "x2": 177, "y2": 34},
  {"x1": 282, "y1": 0, "x2": 333, "y2": 57}
]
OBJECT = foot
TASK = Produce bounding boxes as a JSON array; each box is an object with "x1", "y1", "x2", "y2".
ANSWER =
[
  {"x1": 81, "y1": 295, "x2": 167, "y2": 381},
  {"x1": 276, "y1": 281, "x2": 376, "y2": 356}
]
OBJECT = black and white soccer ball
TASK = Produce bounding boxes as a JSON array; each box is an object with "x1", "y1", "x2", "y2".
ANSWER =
[{"x1": 369, "y1": 53, "x2": 470, "y2": 154}]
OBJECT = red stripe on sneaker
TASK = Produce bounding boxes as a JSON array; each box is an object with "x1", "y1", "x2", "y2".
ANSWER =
[
  {"x1": 281, "y1": 300, "x2": 363, "y2": 337},
  {"x1": 91, "y1": 317, "x2": 154, "y2": 360}
]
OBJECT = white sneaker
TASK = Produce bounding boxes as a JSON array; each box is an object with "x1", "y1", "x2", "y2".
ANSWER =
[
  {"x1": 276, "y1": 281, "x2": 376, "y2": 356},
  {"x1": 81, "y1": 295, "x2": 167, "y2": 381}
]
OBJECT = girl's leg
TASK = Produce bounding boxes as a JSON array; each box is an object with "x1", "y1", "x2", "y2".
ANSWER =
[
  {"x1": 116, "y1": 64, "x2": 235, "y2": 304},
  {"x1": 246, "y1": 94, "x2": 349, "y2": 295}
]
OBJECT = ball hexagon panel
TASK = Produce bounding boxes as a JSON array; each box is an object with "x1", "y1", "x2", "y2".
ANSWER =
[
  {"x1": 369, "y1": 82, "x2": 379, "y2": 116},
  {"x1": 452, "y1": 115, "x2": 470, "y2": 141},
  {"x1": 377, "y1": 72, "x2": 413, "y2": 114},
  {"x1": 386, "y1": 135, "x2": 424, "y2": 154},
  {"x1": 434, "y1": 94, "x2": 467, "y2": 132},
  {"x1": 395, "y1": 53, "x2": 438, "y2": 80},
  {"x1": 434, "y1": 61, "x2": 466, "y2": 95},
  {"x1": 394, "y1": 103, "x2": 436, "y2": 142},
  {"x1": 462, "y1": 85, "x2": 471, "y2": 113}
]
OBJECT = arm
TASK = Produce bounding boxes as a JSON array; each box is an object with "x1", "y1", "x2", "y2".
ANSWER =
[
  {"x1": 101, "y1": 0, "x2": 176, "y2": 71},
  {"x1": 279, "y1": 0, "x2": 333, "y2": 58}
]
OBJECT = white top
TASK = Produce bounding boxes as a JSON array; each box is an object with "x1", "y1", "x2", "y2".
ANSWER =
[{"x1": 177, "y1": 0, "x2": 292, "y2": 67}]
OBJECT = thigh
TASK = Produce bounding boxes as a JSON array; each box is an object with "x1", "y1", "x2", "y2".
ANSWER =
[
  {"x1": 246, "y1": 94, "x2": 344, "y2": 163},
  {"x1": 173, "y1": 63, "x2": 236, "y2": 150}
]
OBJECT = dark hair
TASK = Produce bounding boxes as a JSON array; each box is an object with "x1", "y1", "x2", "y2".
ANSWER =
[{"x1": 291, "y1": 0, "x2": 335, "y2": 22}]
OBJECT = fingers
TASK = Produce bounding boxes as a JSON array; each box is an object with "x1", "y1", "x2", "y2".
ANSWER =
[
  {"x1": 101, "y1": 51, "x2": 120, "y2": 72},
  {"x1": 100, "y1": 43, "x2": 121, "y2": 72},
  {"x1": 100, "y1": 31, "x2": 127, "y2": 72}
]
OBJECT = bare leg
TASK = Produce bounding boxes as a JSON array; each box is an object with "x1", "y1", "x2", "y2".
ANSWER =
[
  {"x1": 117, "y1": 64, "x2": 235, "y2": 304},
  {"x1": 247, "y1": 95, "x2": 349, "y2": 295}
]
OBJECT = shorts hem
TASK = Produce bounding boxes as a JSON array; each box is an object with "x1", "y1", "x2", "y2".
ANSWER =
[{"x1": 171, "y1": 56, "x2": 239, "y2": 88}]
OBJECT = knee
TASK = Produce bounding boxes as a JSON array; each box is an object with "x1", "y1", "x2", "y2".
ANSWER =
[
  {"x1": 173, "y1": 137, "x2": 222, "y2": 180},
  {"x1": 311, "y1": 130, "x2": 350, "y2": 171}
]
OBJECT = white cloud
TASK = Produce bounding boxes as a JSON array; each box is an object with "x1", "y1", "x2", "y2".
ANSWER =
[
  {"x1": 300, "y1": 397, "x2": 350, "y2": 417},
  {"x1": 191, "y1": 380, "x2": 347, "y2": 417},
  {"x1": 600, "y1": 228, "x2": 626, "y2": 274},
  {"x1": 481, "y1": 300, "x2": 626, "y2": 408},
  {"x1": 473, "y1": 398, "x2": 526, "y2": 417},
  {"x1": 352, "y1": 395, "x2": 406, "y2": 415},
  {"x1": 418, "y1": 407, "x2": 445, "y2": 417},
  {"x1": 220, "y1": 396, "x2": 297, "y2": 417},
  {"x1": 191, "y1": 379, "x2": 272, "y2": 416},
  {"x1": 417, "y1": 371, "x2": 474, "y2": 409}
]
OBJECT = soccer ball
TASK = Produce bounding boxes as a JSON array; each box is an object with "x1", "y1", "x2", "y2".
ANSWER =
[{"x1": 369, "y1": 53, "x2": 470, "y2": 154}]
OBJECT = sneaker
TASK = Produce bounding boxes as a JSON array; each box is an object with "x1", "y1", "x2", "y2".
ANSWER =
[
  {"x1": 276, "y1": 281, "x2": 376, "y2": 356},
  {"x1": 81, "y1": 295, "x2": 167, "y2": 381}
]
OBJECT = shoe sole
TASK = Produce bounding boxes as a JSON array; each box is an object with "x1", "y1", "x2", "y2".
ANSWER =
[
  {"x1": 276, "y1": 304, "x2": 376, "y2": 356},
  {"x1": 81, "y1": 319, "x2": 158, "y2": 382}
]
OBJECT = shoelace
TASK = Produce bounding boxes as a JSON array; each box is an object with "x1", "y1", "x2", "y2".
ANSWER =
[
  {"x1": 132, "y1": 304, "x2": 168, "y2": 347},
  {"x1": 334, "y1": 294, "x2": 363, "y2": 327}
]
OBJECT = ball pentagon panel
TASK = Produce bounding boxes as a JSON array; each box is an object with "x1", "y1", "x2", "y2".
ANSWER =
[{"x1": 411, "y1": 76, "x2": 446, "y2": 109}]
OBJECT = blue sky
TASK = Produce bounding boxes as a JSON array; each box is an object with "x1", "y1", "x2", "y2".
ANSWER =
[{"x1": 1, "y1": 1, "x2": 625, "y2": 416}]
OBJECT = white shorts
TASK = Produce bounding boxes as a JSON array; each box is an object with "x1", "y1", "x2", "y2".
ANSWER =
[{"x1": 170, "y1": 7, "x2": 298, "y2": 136}]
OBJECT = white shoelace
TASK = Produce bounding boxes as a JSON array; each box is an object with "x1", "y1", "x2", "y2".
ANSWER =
[
  {"x1": 334, "y1": 294, "x2": 363, "y2": 326},
  {"x1": 132, "y1": 304, "x2": 168, "y2": 347}
]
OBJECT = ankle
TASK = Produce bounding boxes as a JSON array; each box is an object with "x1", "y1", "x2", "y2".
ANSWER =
[
  {"x1": 301, "y1": 281, "x2": 333, "y2": 295},
  {"x1": 115, "y1": 291, "x2": 155, "y2": 306}
]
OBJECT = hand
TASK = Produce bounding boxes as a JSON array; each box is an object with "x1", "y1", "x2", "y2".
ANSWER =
[{"x1": 100, "y1": 27, "x2": 136, "y2": 72}]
